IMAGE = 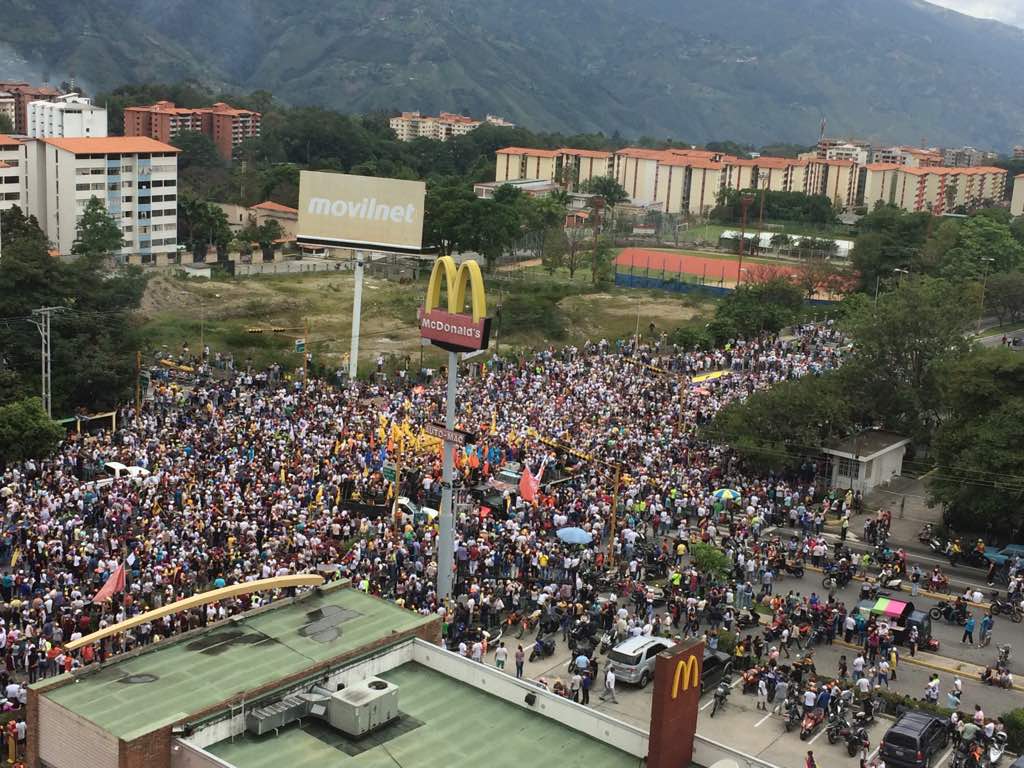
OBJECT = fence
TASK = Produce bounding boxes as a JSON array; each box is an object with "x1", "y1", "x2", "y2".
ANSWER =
[
  {"x1": 234, "y1": 259, "x2": 347, "y2": 276},
  {"x1": 614, "y1": 272, "x2": 838, "y2": 305}
]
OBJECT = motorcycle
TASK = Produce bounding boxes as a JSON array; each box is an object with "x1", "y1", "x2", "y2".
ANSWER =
[
  {"x1": 736, "y1": 608, "x2": 760, "y2": 630},
  {"x1": 800, "y1": 707, "x2": 826, "y2": 740},
  {"x1": 741, "y1": 668, "x2": 761, "y2": 694},
  {"x1": 822, "y1": 566, "x2": 851, "y2": 590},
  {"x1": 529, "y1": 633, "x2": 556, "y2": 662},
  {"x1": 598, "y1": 630, "x2": 617, "y2": 654},
  {"x1": 988, "y1": 731, "x2": 1008, "y2": 766},
  {"x1": 919, "y1": 523, "x2": 934, "y2": 543},
  {"x1": 828, "y1": 716, "x2": 870, "y2": 758},
  {"x1": 928, "y1": 574, "x2": 952, "y2": 594},
  {"x1": 709, "y1": 678, "x2": 731, "y2": 718},
  {"x1": 990, "y1": 594, "x2": 1023, "y2": 623},
  {"x1": 784, "y1": 698, "x2": 802, "y2": 732},
  {"x1": 951, "y1": 741, "x2": 985, "y2": 768},
  {"x1": 929, "y1": 600, "x2": 967, "y2": 625},
  {"x1": 779, "y1": 560, "x2": 805, "y2": 578},
  {"x1": 997, "y1": 643, "x2": 1012, "y2": 671}
]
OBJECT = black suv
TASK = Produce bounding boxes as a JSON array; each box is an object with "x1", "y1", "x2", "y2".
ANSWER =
[
  {"x1": 700, "y1": 649, "x2": 733, "y2": 694},
  {"x1": 880, "y1": 712, "x2": 949, "y2": 768}
]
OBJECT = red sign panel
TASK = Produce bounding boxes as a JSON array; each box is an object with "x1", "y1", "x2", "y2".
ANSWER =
[{"x1": 418, "y1": 307, "x2": 491, "y2": 353}]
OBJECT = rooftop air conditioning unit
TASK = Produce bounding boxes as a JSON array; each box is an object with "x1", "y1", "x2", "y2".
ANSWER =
[{"x1": 327, "y1": 678, "x2": 399, "y2": 737}]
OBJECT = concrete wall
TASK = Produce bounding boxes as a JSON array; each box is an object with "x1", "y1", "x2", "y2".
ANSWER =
[
  {"x1": 171, "y1": 740, "x2": 235, "y2": 768},
  {"x1": 411, "y1": 639, "x2": 650, "y2": 759}
]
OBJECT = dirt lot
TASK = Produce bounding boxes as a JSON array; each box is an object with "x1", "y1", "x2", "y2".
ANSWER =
[{"x1": 138, "y1": 269, "x2": 715, "y2": 372}]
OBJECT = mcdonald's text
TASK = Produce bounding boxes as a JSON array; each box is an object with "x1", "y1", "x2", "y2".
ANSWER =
[{"x1": 418, "y1": 307, "x2": 491, "y2": 352}]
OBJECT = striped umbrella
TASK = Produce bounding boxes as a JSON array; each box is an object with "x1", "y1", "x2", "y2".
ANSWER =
[{"x1": 713, "y1": 488, "x2": 742, "y2": 502}]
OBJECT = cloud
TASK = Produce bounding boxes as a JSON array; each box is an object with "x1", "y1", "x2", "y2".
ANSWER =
[{"x1": 925, "y1": 0, "x2": 1024, "y2": 27}]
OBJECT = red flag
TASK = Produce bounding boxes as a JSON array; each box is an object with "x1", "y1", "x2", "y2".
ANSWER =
[
  {"x1": 518, "y1": 464, "x2": 540, "y2": 502},
  {"x1": 92, "y1": 563, "x2": 125, "y2": 604}
]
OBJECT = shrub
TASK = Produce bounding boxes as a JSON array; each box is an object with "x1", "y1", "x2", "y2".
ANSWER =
[{"x1": 1001, "y1": 708, "x2": 1024, "y2": 753}]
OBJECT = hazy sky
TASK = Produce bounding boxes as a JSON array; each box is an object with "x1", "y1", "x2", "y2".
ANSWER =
[{"x1": 927, "y1": 0, "x2": 1024, "y2": 27}]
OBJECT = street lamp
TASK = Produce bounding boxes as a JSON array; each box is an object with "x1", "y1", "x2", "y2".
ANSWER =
[
  {"x1": 977, "y1": 257, "x2": 995, "y2": 333},
  {"x1": 893, "y1": 268, "x2": 909, "y2": 286},
  {"x1": 738, "y1": 267, "x2": 749, "y2": 287}
]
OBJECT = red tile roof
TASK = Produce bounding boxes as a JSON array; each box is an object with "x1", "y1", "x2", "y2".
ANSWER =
[
  {"x1": 0, "y1": 134, "x2": 21, "y2": 147},
  {"x1": 558, "y1": 147, "x2": 612, "y2": 159},
  {"x1": 495, "y1": 147, "x2": 559, "y2": 158},
  {"x1": 41, "y1": 136, "x2": 180, "y2": 154},
  {"x1": 251, "y1": 200, "x2": 298, "y2": 214}
]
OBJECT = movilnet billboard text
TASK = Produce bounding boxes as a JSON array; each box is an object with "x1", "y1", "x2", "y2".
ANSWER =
[
  {"x1": 297, "y1": 170, "x2": 425, "y2": 253},
  {"x1": 418, "y1": 308, "x2": 491, "y2": 353}
]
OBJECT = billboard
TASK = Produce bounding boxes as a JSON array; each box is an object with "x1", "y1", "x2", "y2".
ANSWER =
[{"x1": 297, "y1": 171, "x2": 426, "y2": 253}]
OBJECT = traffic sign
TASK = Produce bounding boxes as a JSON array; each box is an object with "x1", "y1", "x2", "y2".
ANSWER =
[
  {"x1": 382, "y1": 461, "x2": 397, "y2": 482},
  {"x1": 425, "y1": 423, "x2": 476, "y2": 446},
  {"x1": 294, "y1": 338, "x2": 306, "y2": 353}
]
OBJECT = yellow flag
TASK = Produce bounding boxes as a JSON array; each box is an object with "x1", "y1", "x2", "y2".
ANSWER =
[{"x1": 9, "y1": 548, "x2": 19, "y2": 569}]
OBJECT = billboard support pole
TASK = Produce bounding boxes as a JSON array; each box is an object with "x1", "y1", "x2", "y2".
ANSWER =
[
  {"x1": 349, "y1": 253, "x2": 365, "y2": 380},
  {"x1": 437, "y1": 350, "x2": 458, "y2": 604}
]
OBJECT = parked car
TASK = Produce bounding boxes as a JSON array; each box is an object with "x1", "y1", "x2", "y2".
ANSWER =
[
  {"x1": 879, "y1": 711, "x2": 949, "y2": 768},
  {"x1": 90, "y1": 461, "x2": 151, "y2": 490},
  {"x1": 607, "y1": 637, "x2": 730, "y2": 692}
]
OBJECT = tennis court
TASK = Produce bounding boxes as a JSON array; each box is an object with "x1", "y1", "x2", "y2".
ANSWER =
[{"x1": 615, "y1": 247, "x2": 802, "y2": 285}]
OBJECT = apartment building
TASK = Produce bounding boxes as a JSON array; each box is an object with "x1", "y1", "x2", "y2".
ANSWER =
[
  {"x1": 27, "y1": 94, "x2": 107, "y2": 138},
  {"x1": 861, "y1": 163, "x2": 1006, "y2": 214},
  {"x1": 0, "y1": 135, "x2": 23, "y2": 212},
  {"x1": 825, "y1": 143, "x2": 870, "y2": 165},
  {"x1": 22, "y1": 136, "x2": 179, "y2": 263},
  {"x1": 1011, "y1": 174, "x2": 1024, "y2": 217},
  {"x1": 0, "y1": 81, "x2": 61, "y2": 133},
  {"x1": 124, "y1": 101, "x2": 260, "y2": 161},
  {"x1": 389, "y1": 111, "x2": 514, "y2": 141},
  {"x1": 1014, "y1": 147, "x2": 1024, "y2": 161},
  {"x1": 495, "y1": 147, "x2": 560, "y2": 183},
  {"x1": 871, "y1": 145, "x2": 943, "y2": 167},
  {"x1": 942, "y1": 146, "x2": 999, "y2": 168},
  {"x1": 0, "y1": 92, "x2": 14, "y2": 128}
]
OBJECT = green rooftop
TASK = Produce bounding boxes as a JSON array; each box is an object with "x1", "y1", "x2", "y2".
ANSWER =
[
  {"x1": 40, "y1": 587, "x2": 433, "y2": 741},
  {"x1": 206, "y1": 662, "x2": 640, "y2": 768}
]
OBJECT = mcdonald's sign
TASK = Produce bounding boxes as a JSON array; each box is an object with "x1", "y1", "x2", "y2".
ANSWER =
[
  {"x1": 671, "y1": 654, "x2": 701, "y2": 699},
  {"x1": 418, "y1": 256, "x2": 491, "y2": 352}
]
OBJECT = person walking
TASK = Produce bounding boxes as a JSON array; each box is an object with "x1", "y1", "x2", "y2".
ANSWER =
[
  {"x1": 494, "y1": 641, "x2": 508, "y2": 671},
  {"x1": 757, "y1": 675, "x2": 768, "y2": 710},
  {"x1": 600, "y1": 667, "x2": 618, "y2": 703},
  {"x1": 581, "y1": 669, "x2": 592, "y2": 705},
  {"x1": 806, "y1": 750, "x2": 818, "y2": 768},
  {"x1": 979, "y1": 614, "x2": 993, "y2": 648},
  {"x1": 962, "y1": 614, "x2": 976, "y2": 645},
  {"x1": 514, "y1": 644, "x2": 525, "y2": 679}
]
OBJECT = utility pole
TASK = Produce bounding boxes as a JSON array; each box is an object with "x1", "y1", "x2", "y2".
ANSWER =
[
  {"x1": 977, "y1": 257, "x2": 995, "y2": 333},
  {"x1": 436, "y1": 350, "x2": 459, "y2": 603},
  {"x1": 303, "y1": 318, "x2": 310, "y2": 384},
  {"x1": 738, "y1": 194, "x2": 754, "y2": 285},
  {"x1": 29, "y1": 307, "x2": 66, "y2": 417},
  {"x1": 349, "y1": 253, "x2": 366, "y2": 381},
  {"x1": 135, "y1": 350, "x2": 142, "y2": 419}
]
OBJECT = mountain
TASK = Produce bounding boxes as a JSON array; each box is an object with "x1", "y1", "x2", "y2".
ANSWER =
[{"x1": 3, "y1": 0, "x2": 1024, "y2": 149}]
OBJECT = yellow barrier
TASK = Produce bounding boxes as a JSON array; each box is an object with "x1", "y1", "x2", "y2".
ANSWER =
[{"x1": 64, "y1": 574, "x2": 324, "y2": 651}]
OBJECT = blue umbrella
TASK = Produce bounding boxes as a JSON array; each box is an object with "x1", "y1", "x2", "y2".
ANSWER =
[
  {"x1": 557, "y1": 527, "x2": 593, "y2": 545},
  {"x1": 713, "y1": 488, "x2": 742, "y2": 502}
]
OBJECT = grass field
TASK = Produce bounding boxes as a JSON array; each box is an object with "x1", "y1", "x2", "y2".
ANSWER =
[{"x1": 138, "y1": 263, "x2": 716, "y2": 374}]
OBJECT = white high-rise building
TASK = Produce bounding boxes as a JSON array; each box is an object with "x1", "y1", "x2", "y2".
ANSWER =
[
  {"x1": 27, "y1": 94, "x2": 107, "y2": 139},
  {"x1": 24, "y1": 136, "x2": 179, "y2": 264}
]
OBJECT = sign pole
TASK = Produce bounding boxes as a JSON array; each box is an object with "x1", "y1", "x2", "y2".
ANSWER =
[
  {"x1": 437, "y1": 350, "x2": 458, "y2": 603},
  {"x1": 349, "y1": 252, "x2": 365, "y2": 380}
]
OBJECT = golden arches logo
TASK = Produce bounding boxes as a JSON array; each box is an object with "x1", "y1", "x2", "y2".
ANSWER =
[
  {"x1": 425, "y1": 256, "x2": 487, "y2": 322},
  {"x1": 671, "y1": 655, "x2": 700, "y2": 699}
]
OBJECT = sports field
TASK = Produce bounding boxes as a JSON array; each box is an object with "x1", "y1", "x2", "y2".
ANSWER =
[{"x1": 615, "y1": 247, "x2": 802, "y2": 285}]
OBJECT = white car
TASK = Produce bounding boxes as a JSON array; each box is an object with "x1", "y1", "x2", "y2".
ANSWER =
[
  {"x1": 396, "y1": 496, "x2": 439, "y2": 523},
  {"x1": 91, "y1": 462, "x2": 151, "y2": 489}
]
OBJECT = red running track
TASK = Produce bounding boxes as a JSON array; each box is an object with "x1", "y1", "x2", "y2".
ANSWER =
[{"x1": 615, "y1": 248, "x2": 803, "y2": 282}]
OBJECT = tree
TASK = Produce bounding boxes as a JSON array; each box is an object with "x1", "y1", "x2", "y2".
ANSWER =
[
  {"x1": 172, "y1": 131, "x2": 224, "y2": 172},
  {"x1": 589, "y1": 236, "x2": 616, "y2": 286},
  {"x1": 940, "y1": 215, "x2": 1024, "y2": 280},
  {"x1": 689, "y1": 542, "x2": 732, "y2": 582},
  {"x1": 72, "y1": 197, "x2": 122, "y2": 258},
  {"x1": 705, "y1": 373, "x2": 854, "y2": 472},
  {"x1": 0, "y1": 113, "x2": 12, "y2": 134},
  {"x1": 541, "y1": 227, "x2": 567, "y2": 274},
  {"x1": 851, "y1": 204, "x2": 930, "y2": 291},
  {"x1": 841, "y1": 276, "x2": 973, "y2": 441},
  {"x1": 986, "y1": 272, "x2": 1024, "y2": 324},
  {"x1": 928, "y1": 348, "x2": 1024, "y2": 537},
  {"x1": 239, "y1": 219, "x2": 285, "y2": 262},
  {"x1": 770, "y1": 233, "x2": 792, "y2": 251},
  {"x1": 179, "y1": 196, "x2": 233, "y2": 262},
  {"x1": 564, "y1": 226, "x2": 589, "y2": 280},
  {"x1": 579, "y1": 176, "x2": 629, "y2": 207},
  {"x1": 707, "y1": 278, "x2": 805, "y2": 343},
  {"x1": 424, "y1": 177, "x2": 476, "y2": 256},
  {"x1": 0, "y1": 397, "x2": 63, "y2": 466}
]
